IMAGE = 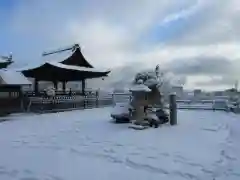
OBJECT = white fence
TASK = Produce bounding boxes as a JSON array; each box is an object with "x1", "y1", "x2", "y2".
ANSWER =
[{"x1": 111, "y1": 93, "x2": 230, "y2": 111}]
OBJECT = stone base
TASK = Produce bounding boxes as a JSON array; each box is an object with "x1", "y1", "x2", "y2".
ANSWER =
[{"x1": 129, "y1": 124, "x2": 148, "y2": 130}]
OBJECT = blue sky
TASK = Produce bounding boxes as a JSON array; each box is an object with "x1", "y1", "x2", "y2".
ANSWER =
[
  {"x1": 0, "y1": 0, "x2": 240, "y2": 90},
  {"x1": 0, "y1": 0, "x2": 21, "y2": 56},
  {"x1": 0, "y1": 0, "x2": 16, "y2": 9},
  {"x1": 0, "y1": 0, "x2": 200, "y2": 61}
]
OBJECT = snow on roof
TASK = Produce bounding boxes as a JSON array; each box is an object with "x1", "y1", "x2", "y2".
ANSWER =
[
  {"x1": 47, "y1": 62, "x2": 110, "y2": 73},
  {"x1": 0, "y1": 56, "x2": 9, "y2": 63},
  {"x1": 129, "y1": 84, "x2": 151, "y2": 92},
  {"x1": 12, "y1": 61, "x2": 45, "y2": 72},
  {"x1": 42, "y1": 48, "x2": 74, "y2": 63},
  {"x1": 42, "y1": 46, "x2": 93, "y2": 67},
  {"x1": 16, "y1": 60, "x2": 110, "y2": 74},
  {"x1": 0, "y1": 69, "x2": 32, "y2": 85}
]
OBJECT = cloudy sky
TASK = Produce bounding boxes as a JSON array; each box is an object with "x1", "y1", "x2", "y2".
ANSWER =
[{"x1": 1, "y1": 0, "x2": 240, "y2": 90}]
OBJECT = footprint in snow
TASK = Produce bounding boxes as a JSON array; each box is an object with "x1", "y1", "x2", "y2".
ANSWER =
[
  {"x1": 91, "y1": 141, "x2": 100, "y2": 144},
  {"x1": 8, "y1": 169, "x2": 19, "y2": 177},
  {"x1": 103, "y1": 148, "x2": 115, "y2": 153},
  {"x1": 159, "y1": 152, "x2": 170, "y2": 157},
  {"x1": 24, "y1": 169, "x2": 34, "y2": 175},
  {"x1": 147, "y1": 156, "x2": 156, "y2": 159},
  {"x1": 47, "y1": 175, "x2": 65, "y2": 180},
  {"x1": 0, "y1": 168, "x2": 19, "y2": 178},
  {"x1": 129, "y1": 152, "x2": 141, "y2": 156},
  {"x1": 114, "y1": 143, "x2": 123, "y2": 147},
  {"x1": 19, "y1": 177, "x2": 39, "y2": 180}
]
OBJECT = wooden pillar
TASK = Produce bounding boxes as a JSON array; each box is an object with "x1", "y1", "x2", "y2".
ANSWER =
[
  {"x1": 62, "y1": 81, "x2": 66, "y2": 92},
  {"x1": 53, "y1": 81, "x2": 58, "y2": 90},
  {"x1": 82, "y1": 79, "x2": 86, "y2": 95},
  {"x1": 34, "y1": 79, "x2": 39, "y2": 93},
  {"x1": 169, "y1": 93, "x2": 177, "y2": 125}
]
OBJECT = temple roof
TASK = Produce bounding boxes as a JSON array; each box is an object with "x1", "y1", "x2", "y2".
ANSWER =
[
  {"x1": 20, "y1": 44, "x2": 110, "y2": 81},
  {"x1": 21, "y1": 62, "x2": 110, "y2": 81},
  {"x1": 0, "y1": 69, "x2": 31, "y2": 85},
  {"x1": 60, "y1": 46, "x2": 93, "y2": 68},
  {"x1": 0, "y1": 56, "x2": 13, "y2": 69},
  {"x1": 42, "y1": 44, "x2": 93, "y2": 68}
]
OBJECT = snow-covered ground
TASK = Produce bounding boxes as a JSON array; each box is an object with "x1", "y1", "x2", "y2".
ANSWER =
[{"x1": 0, "y1": 108, "x2": 239, "y2": 180}]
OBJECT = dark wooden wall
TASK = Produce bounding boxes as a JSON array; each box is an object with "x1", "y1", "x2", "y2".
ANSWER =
[{"x1": 0, "y1": 85, "x2": 23, "y2": 116}]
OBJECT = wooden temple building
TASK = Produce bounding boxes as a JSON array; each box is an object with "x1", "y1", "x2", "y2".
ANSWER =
[
  {"x1": 21, "y1": 44, "x2": 110, "y2": 95},
  {"x1": 0, "y1": 44, "x2": 112, "y2": 114},
  {"x1": 0, "y1": 54, "x2": 33, "y2": 115}
]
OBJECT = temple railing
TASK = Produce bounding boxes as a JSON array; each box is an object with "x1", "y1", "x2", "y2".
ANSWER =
[
  {"x1": 21, "y1": 90, "x2": 116, "y2": 113},
  {"x1": 24, "y1": 90, "x2": 97, "y2": 97}
]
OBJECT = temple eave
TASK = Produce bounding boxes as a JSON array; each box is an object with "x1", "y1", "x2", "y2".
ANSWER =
[
  {"x1": 0, "y1": 61, "x2": 13, "y2": 69},
  {"x1": 21, "y1": 62, "x2": 110, "y2": 81}
]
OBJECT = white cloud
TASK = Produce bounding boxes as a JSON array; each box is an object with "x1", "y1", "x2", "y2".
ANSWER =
[
  {"x1": 67, "y1": 20, "x2": 134, "y2": 67},
  {"x1": 171, "y1": 0, "x2": 240, "y2": 45},
  {"x1": 3, "y1": 0, "x2": 240, "y2": 90},
  {"x1": 161, "y1": 0, "x2": 209, "y2": 24}
]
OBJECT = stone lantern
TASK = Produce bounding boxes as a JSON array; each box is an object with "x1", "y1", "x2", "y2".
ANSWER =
[{"x1": 129, "y1": 80, "x2": 151, "y2": 124}]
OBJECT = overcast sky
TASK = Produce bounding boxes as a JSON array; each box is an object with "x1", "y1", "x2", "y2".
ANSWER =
[{"x1": 1, "y1": 0, "x2": 240, "y2": 90}]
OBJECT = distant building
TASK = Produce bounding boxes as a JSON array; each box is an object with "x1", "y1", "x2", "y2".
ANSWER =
[
  {"x1": 224, "y1": 88, "x2": 239, "y2": 101},
  {"x1": 193, "y1": 89, "x2": 202, "y2": 98},
  {"x1": 213, "y1": 91, "x2": 223, "y2": 97},
  {"x1": 113, "y1": 87, "x2": 129, "y2": 93},
  {"x1": 207, "y1": 88, "x2": 240, "y2": 101},
  {"x1": 0, "y1": 69, "x2": 32, "y2": 91},
  {"x1": 172, "y1": 86, "x2": 183, "y2": 99}
]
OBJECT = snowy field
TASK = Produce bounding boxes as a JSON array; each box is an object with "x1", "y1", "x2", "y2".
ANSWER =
[{"x1": 0, "y1": 108, "x2": 240, "y2": 180}]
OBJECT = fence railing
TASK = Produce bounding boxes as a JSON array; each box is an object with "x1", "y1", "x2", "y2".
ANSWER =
[
  {"x1": 24, "y1": 93, "x2": 230, "y2": 113},
  {"x1": 25, "y1": 95, "x2": 114, "y2": 113},
  {"x1": 0, "y1": 90, "x2": 235, "y2": 115}
]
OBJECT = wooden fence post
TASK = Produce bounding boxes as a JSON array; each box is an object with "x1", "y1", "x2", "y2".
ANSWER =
[
  {"x1": 112, "y1": 93, "x2": 115, "y2": 106},
  {"x1": 83, "y1": 95, "x2": 86, "y2": 109},
  {"x1": 169, "y1": 93, "x2": 177, "y2": 125},
  {"x1": 96, "y1": 93, "x2": 99, "y2": 108}
]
